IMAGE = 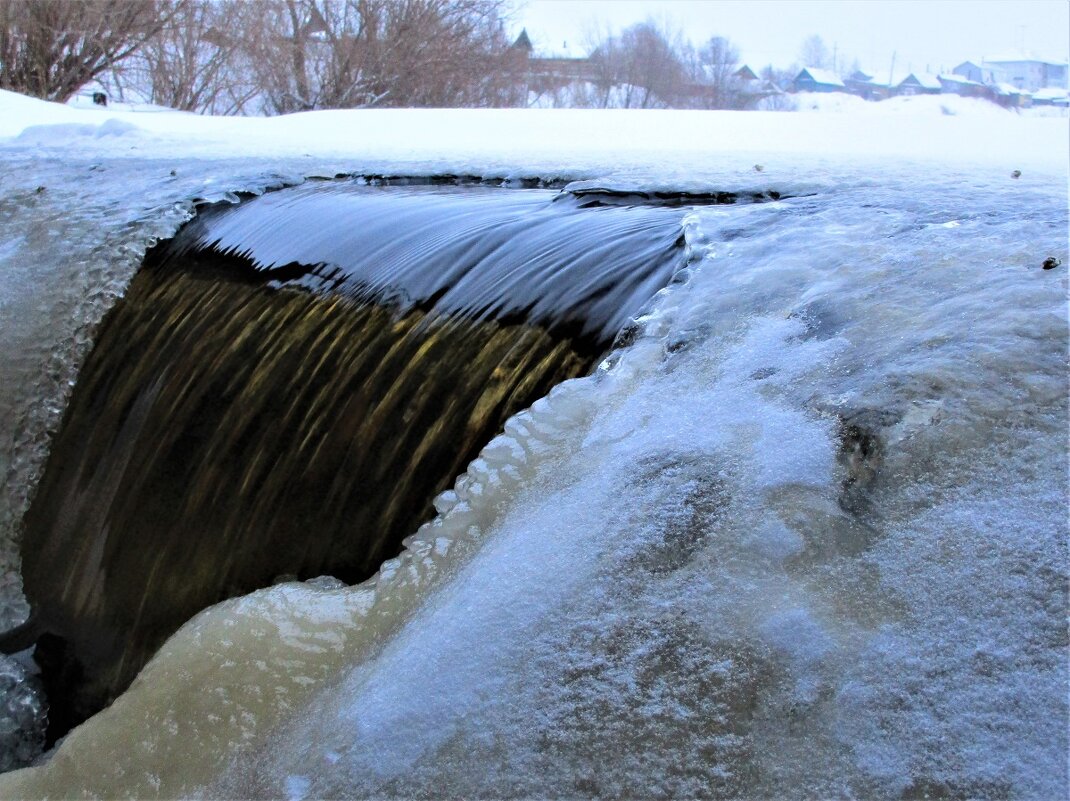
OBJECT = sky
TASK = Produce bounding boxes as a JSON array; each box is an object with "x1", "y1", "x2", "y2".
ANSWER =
[{"x1": 509, "y1": 0, "x2": 1070, "y2": 76}]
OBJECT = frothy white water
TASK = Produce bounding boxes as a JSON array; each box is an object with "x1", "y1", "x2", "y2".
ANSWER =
[{"x1": 0, "y1": 158, "x2": 1066, "y2": 798}]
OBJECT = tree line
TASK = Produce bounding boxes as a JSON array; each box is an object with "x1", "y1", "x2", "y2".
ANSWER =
[{"x1": 0, "y1": 0, "x2": 823, "y2": 114}]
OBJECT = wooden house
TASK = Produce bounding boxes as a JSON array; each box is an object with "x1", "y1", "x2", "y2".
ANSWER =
[
  {"x1": 937, "y1": 74, "x2": 991, "y2": 99},
  {"x1": 992, "y1": 82, "x2": 1032, "y2": 108},
  {"x1": 1031, "y1": 87, "x2": 1069, "y2": 107},
  {"x1": 734, "y1": 65, "x2": 760, "y2": 82},
  {"x1": 896, "y1": 73, "x2": 942, "y2": 95},
  {"x1": 844, "y1": 69, "x2": 890, "y2": 100},
  {"x1": 792, "y1": 67, "x2": 845, "y2": 93},
  {"x1": 952, "y1": 61, "x2": 1001, "y2": 85}
]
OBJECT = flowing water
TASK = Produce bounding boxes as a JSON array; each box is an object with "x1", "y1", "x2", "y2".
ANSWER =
[
  {"x1": 0, "y1": 154, "x2": 1065, "y2": 798},
  {"x1": 17, "y1": 183, "x2": 690, "y2": 736}
]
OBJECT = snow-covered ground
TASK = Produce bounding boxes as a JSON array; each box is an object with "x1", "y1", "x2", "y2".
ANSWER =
[
  {"x1": 0, "y1": 89, "x2": 1066, "y2": 798},
  {"x1": 789, "y1": 90, "x2": 1069, "y2": 118},
  {"x1": 1, "y1": 87, "x2": 1065, "y2": 176}
]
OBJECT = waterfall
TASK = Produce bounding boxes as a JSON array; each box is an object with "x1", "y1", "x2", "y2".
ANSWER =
[
  {"x1": 0, "y1": 159, "x2": 1064, "y2": 800},
  {"x1": 12, "y1": 183, "x2": 693, "y2": 737}
]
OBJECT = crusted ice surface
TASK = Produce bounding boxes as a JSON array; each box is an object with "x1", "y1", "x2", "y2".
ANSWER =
[{"x1": 0, "y1": 90, "x2": 1066, "y2": 795}]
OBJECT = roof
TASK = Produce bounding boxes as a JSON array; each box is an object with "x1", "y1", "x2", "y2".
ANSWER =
[
  {"x1": 511, "y1": 29, "x2": 533, "y2": 52},
  {"x1": 993, "y1": 82, "x2": 1031, "y2": 96},
  {"x1": 899, "y1": 72, "x2": 942, "y2": 90},
  {"x1": 1032, "y1": 87, "x2": 1069, "y2": 100},
  {"x1": 938, "y1": 74, "x2": 983, "y2": 87},
  {"x1": 735, "y1": 65, "x2": 759, "y2": 81},
  {"x1": 984, "y1": 51, "x2": 1068, "y2": 67},
  {"x1": 797, "y1": 67, "x2": 845, "y2": 87}
]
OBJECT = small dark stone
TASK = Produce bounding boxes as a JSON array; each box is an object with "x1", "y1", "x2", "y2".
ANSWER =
[
  {"x1": 1011, "y1": 169, "x2": 1021, "y2": 179},
  {"x1": 837, "y1": 408, "x2": 902, "y2": 515},
  {"x1": 169, "y1": 169, "x2": 177, "y2": 177},
  {"x1": 753, "y1": 164, "x2": 764, "y2": 172},
  {"x1": 34, "y1": 186, "x2": 45, "y2": 194},
  {"x1": 1042, "y1": 256, "x2": 1061, "y2": 270}
]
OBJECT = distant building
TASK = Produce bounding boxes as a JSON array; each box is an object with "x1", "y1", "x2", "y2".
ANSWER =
[
  {"x1": 896, "y1": 72, "x2": 942, "y2": 96},
  {"x1": 510, "y1": 29, "x2": 533, "y2": 54},
  {"x1": 792, "y1": 67, "x2": 846, "y2": 93},
  {"x1": 937, "y1": 74, "x2": 991, "y2": 99},
  {"x1": 953, "y1": 61, "x2": 1002, "y2": 85},
  {"x1": 981, "y1": 54, "x2": 1068, "y2": 92},
  {"x1": 509, "y1": 28, "x2": 597, "y2": 91},
  {"x1": 844, "y1": 69, "x2": 890, "y2": 100},
  {"x1": 734, "y1": 65, "x2": 782, "y2": 105},
  {"x1": 991, "y1": 82, "x2": 1032, "y2": 108},
  {"x1": 1031, "y1": 87, "x2": 1069, "y2": 106},
  {"x1": 734, "y1": 65, "x2": 760, "y2": 82}
]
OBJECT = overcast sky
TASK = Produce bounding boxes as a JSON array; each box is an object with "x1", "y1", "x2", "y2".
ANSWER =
[{"x1": 509, "y1": 0, "x2": 1070, "y2": 76}]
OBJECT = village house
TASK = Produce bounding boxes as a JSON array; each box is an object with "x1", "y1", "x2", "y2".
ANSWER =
[
  {"x1": 895, "y1": 72, "x2": 942, "y2": 96},
  {"x1": 1031, "y1": 87, "x2": 1070, "y2": 107},
  {"x1": 508, "y1": 29, "x2": 598, "y2": 93},
  {"x1": 953, "y1": 61, "x2": 1003, "y2": 85},
  {"x1": 982, "y1": 54, "x2": 1069, "y2": 92},
  {"x1": 733, "y1": 65, "x2": 783, "y2": 102},
  {"x1": 937, "y1": 73, "x2": 992, "y2": 99},
  {"x1": 792, "y1": 67, "x2": 845, "y2": 93},
  {"x1": 844, "y1": 69, "x2": 889, "y2": 100}
]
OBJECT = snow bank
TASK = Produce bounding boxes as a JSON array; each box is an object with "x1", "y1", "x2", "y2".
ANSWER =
[
  {"x1": 1, "y1": 88, "x2": 1066, "y2": 178},
  {"x1": 791, "y1": 91, "x2": 1014, "y2": 118}
]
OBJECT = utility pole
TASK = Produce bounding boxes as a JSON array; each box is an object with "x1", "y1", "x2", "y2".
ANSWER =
[{"x1": 888, "y1": 50, "x2": 896, "y2": 88}]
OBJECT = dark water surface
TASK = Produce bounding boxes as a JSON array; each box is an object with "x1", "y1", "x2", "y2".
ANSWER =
[{"x1": 17, "y1": 184, "x2": 691, "y2": 737}]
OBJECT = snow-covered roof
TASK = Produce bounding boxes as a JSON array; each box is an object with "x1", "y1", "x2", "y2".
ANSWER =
[
  {"x1": 899, "y1": 73, "x2": 942, "y2": 91},
  {"x1": 937, "y1": 74, "x2": 983, "y2": 87},
  {"x1": 993, "y1": 82, "x2": 1031, "y2": 96},
  {"x1": 1032, "y1": 87, "x2": 1069, "y2": 101},
  {"x1": 798, "y1": 67, "x2": 845, "y2": 87},
  {"x1": 984, "y1": 51, "x2": 1068, "y2": 67},
  {"x1": 532, "y1": 35, "x2": 587, "y2": 60}
]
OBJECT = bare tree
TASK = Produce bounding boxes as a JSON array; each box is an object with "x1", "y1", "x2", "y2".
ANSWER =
[
  {"x1": 684, "y1": 35, "x2": 750, "y2": 109},
  {"x1": 798, "y1": 34, "x2": 830, "y2": 69},
  {"x1": 109, "y1": 0, "x2": 256, "y2": 113},
  {"x1": 241, "y1": 0, "x2": 513, "y2": 114},
  {"x1": 588, "y1": 20, "x2": 687, "y2": 108},
  {"x1": 0, "y1": 0, "x2": 176, "y2": 102}
]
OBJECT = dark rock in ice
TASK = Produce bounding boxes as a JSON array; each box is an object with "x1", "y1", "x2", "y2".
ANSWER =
[{"x1": 836, "y1": 407, "x2": 902, "y2": 515}]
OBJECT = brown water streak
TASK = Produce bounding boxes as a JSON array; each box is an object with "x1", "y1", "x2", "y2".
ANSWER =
[{"x1": 20, "y1": 260, "x2": 590, "y2": 735}]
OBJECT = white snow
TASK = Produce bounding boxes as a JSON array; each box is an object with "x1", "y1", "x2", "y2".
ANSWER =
[{"x1": 3, "y1": 87, "x2": 1065, "y2": 176}]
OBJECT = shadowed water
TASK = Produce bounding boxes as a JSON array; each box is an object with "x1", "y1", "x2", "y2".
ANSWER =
[{"x1": 14, "y1": 184, "x2": 690, "y2": 738}]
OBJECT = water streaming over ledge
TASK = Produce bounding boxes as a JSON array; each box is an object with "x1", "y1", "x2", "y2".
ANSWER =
[
  {"x1": 13, "y1": 184, "x2": 694, "y2": 738},
  {"x1": 0, "y1": 156, "x2": 1065, "y2": 799}
]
